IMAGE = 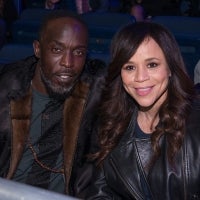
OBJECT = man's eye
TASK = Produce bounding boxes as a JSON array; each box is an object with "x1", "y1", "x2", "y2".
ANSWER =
[
  {"x1": 73, "y1": 49, "x2": 86, "y2": 56},
  {"x1": 52, "y1": 47, "x2": 62, "y2": 53}
]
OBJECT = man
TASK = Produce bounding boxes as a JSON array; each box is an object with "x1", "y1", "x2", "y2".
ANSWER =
[{"x1": 0, "y1": 10, "x2": 106, "y2": 198}]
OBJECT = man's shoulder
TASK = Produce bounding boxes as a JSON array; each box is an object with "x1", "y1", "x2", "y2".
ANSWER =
[
  {"x1": 0, "y1": 56, "x2": 37, "y2": 76},
  {"x1": 0, "y1": 56, "x2": 37, "y2": 95}
]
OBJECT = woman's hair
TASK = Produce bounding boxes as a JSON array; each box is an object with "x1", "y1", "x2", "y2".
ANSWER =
[{"x1": 94, "y1": 21, "x2": 195, "y2": 166}]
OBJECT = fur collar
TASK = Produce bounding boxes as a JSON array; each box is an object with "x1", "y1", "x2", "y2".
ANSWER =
[{"x1": 7, "y1": 81, "x2": 90, "y2": 193}]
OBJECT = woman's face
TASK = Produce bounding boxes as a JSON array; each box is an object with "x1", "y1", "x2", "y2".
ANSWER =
[{"x1": 121, "y1": 37, "x2": 171, "y2": 111}]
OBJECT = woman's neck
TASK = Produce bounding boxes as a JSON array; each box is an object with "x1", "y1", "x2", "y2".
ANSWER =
[{"x1": 137, "y1": 110, "x2": 159, "y2": 134}]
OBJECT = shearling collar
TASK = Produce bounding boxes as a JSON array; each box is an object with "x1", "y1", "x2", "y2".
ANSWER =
[{"x1": 7, "y1": 80, "x2": 90, "y2": 193}]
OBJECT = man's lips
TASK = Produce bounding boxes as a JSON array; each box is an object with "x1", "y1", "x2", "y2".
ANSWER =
[
  {"x1": 54, "y1": 72, "x2": 75, "y2": 82},
  {"x1": 57, "y1": 73, "x2": 73, "y2": 78}
]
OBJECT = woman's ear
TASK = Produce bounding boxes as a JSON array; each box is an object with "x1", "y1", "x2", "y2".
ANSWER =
[{"x1": 33, "y1": 40, "x2": 41, "y2": 58}]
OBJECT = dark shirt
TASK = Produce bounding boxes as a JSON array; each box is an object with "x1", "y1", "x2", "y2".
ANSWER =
[{"x1": 135, "y1": 122, "x2": 152, "y2": 200}]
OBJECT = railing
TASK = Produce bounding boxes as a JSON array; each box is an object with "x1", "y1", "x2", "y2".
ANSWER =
[{"x1": 0, "y1": 178, "x2": 79, "y2": 200}]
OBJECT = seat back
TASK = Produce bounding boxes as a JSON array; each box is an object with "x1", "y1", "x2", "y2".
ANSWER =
[
  {"x1": 11, "y1": 8, "x2": 53, "y2": 44},
  {"x1": 0, "y1": 44, "x2": 34, "y2": 64},
  {"x1": 81, "y1": 12, "x2": 136, "y2": 63}
]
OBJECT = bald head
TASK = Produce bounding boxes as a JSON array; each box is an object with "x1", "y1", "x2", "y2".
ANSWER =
[{"x1": 38, "y1": 9, "x2": 88, "y2": 41}]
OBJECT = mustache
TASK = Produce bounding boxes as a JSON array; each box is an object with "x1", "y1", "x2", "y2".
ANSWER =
[
  {"x1": 40, "y1": 67, "x2": 77, "y2": 77},
  {"x1": 54, "y1": 68, "x2": 77, "y2": 76},
  {"x1": 55, "y1": 71, "x2": 76, "y2": 77}
]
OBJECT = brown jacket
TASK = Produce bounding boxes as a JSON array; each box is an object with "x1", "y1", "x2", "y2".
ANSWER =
[{"x1": 0, "y1": 55, "x2": 106, "y2": 196}]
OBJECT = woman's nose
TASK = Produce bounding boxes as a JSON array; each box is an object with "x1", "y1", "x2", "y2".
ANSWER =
[{"x1": 134, "y1": 67, "x2": 149, "y2": 82}]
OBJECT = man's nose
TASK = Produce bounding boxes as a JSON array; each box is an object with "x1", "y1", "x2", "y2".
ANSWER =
[{"x1": 60, "y1": 51, "x2": 73, "y2": 68}]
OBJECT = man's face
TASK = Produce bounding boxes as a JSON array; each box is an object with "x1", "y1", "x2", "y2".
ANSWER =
[{"x1": 33, "y1": 17, "x2": 88, "y2": 99}]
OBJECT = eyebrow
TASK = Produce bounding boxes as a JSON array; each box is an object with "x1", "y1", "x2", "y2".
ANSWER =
[
  {"x1": 124, "y1": 57, "x2": 160, "y2": 65},
  {"x1": 145, "y1": 57, "x2": 160, "y2": 62}
]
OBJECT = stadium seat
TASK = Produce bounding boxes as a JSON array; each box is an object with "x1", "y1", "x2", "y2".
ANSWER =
[
  {"x1": 0, "y1": 44, "x2": 33, "y2": 64},
  {"x1": 81, "y1": 12, "x2": 136, "y2": 63}
]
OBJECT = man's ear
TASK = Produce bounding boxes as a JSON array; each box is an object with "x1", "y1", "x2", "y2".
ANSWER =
[{"x1": 33, "y1": 40, "x2": 41, "y2": 58}]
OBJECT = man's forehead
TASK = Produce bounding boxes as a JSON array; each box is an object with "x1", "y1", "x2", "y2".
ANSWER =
[
  {"x1": 47, "y1": 17, "x2": 83, "y2": 27},
  {"x1": 41, "y1": 18, "x2": 88, "y2": 44},
  {"x1": 45, "y1": 18, "x2": 87, "y2": 37},
  {"x1": 44, "y1": 18, "x2": 86, "y2": 36}
]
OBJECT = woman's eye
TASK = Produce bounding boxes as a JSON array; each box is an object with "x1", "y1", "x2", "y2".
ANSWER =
[
  {"x1": 148, "y1": 62, "x2": 158, "y2": 68},
  {"x1": 123, "y1": 65, "x2": 135, "y2": 70}
]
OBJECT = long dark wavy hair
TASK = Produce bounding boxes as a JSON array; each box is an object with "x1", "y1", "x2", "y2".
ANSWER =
[{"x1": 94, "y1": 22, "x2": 195, "y2": 166}]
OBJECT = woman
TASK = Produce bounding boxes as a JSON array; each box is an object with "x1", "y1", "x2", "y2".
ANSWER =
[{"x1": 86, "y1": 22, "x2": 200, "y2": 199}]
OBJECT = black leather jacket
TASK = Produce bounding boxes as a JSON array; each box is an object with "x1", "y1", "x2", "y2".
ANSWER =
[
  {"x1": 86, "y1": 103, "x2": 200, "y2": 200},
  {"x1": 0, "y1": 56, "x2": 106, "y2": 197}
]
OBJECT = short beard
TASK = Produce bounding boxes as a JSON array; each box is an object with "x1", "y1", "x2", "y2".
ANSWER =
[{"x1": 40, "y1": 67, "x2": 78, "y2": 101}]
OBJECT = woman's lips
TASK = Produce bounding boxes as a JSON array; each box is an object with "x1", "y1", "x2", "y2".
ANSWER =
[{"x1": 135, "y1": 86, "x2": 153, "y2": 96}]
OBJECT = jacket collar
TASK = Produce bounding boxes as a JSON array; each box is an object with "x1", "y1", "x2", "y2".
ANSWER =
[
  {"x1": 108, "y1": 108, "x2": 152, "y2": 199},
  {"x1": 63, "y1": 80, "x2": 90, "y2": 193},
  {"x1": 7, "y1": 80, "x2": 90, "y2": 194},
  {"x1": 7, "y1": 87, "x2": 32, "y2": 179}
]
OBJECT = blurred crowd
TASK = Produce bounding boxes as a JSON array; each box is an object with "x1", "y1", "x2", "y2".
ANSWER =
[{"x1": 0, "y1": 0, "x2": 200, "y2": 48}]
